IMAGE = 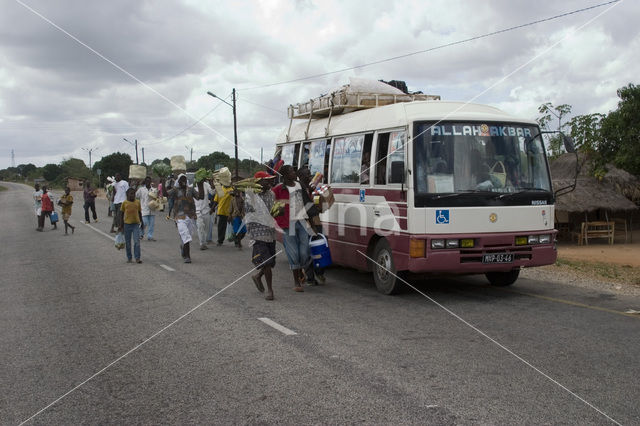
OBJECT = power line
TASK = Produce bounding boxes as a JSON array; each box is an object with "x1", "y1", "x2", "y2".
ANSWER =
[
  {"x1": 144, "y1": 96, "x2": 231, "y2": 146},
  {"x1": 239, "y1": 0, "x2": 621, "y2": 92}
]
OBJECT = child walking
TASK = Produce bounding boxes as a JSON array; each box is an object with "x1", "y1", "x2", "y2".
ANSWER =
[
  {"x1": 119, "y1": 188, "x2": 143, "y2": 263},
  {"x1": 231, "y1": 190, "x2": 246, "y2": 249},
  {"x1": 58, "y1": 186, "x2": 76, "y2": 235}
]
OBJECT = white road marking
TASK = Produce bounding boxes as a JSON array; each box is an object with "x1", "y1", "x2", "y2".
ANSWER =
[
  {"x1": 84, "y1": 222, "x2": 116, "y2": 241},
  {"x1": 160, "y1": 264, "x2": 175, "y2": 272},
  {"x1": 258, "y1": 317, "x2": 297, "y2": 336}
]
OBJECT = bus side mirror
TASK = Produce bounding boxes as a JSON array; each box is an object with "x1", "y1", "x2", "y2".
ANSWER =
[
  {"x1": 390, "y1": 161, "x2": 405, "y2": 184},
  {"x1": 562, "y1": 134, "x2": 576, "y2": 153}
]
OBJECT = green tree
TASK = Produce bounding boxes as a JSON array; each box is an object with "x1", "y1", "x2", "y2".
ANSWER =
[
  {"x1": 60, "y1": 158, "x2": 91, "y2": 180},
  {"x1": 196, "y1": 151, "x2": 232, "y2": 171},
  {"x1": 17, "y1": 163, "x2": 37, "y2": 177},
  {"x1": 92, "y1": 152, "x2": 133, "y2": 183},
  {"x1": 537, "y1": 102, "x2": 572, "y2": 159},
  {"x1": 600, "y1": 83, "x2": 640, "y2": 175},
  {"x1": 42, "y1": 163, "x2": 63, "y2": 182}
]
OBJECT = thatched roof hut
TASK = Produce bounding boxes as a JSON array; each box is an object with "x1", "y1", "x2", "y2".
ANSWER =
[
  {"x1": 550, "y1": 154, "x2": 639, "y2": 240},
  {"x1": 550, "y1": 153, "x2": 640, "y2": 211}
]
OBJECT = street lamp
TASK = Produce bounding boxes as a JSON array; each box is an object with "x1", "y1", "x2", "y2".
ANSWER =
[
  {"x1": 123, "y1": 138, "x2": 139, "y2": 164},
  {"x1": 207, "y1": 89, "x2": 239, "y2": 178}
]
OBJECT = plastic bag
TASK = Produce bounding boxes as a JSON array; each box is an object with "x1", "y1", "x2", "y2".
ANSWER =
[
  {"x1": 115, "y1": 232, "x2": 125, "y2": 250},
  {"x1": 49, "y1": 211, "x2": 59, "y2": 224},
  {"x1": 226, "y1": 222, "x2": 234, "y2": 242}
]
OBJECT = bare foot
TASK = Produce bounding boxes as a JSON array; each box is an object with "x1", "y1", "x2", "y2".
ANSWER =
[{"x1": 252, "y1": 274, "x2": 265, "y2": 292}]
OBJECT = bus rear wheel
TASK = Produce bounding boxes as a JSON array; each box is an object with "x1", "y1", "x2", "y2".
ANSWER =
[
  {"x1": 485, "y1": 269, "x2": 520, "y2": 286},
  {"x1": 372, "y1": 239, "x2": 401, "y2": 295}
]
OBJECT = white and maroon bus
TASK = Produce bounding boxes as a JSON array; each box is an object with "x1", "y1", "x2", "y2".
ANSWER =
[{"x1": 276, "y1": 99, "x2": 557, "y2": 294}]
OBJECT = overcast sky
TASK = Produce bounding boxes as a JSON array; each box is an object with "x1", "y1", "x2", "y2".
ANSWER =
[{"x1": 1, "y1": 0, "x2": 638, "y2": 170}]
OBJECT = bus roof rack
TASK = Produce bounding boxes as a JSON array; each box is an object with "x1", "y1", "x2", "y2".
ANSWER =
[{"x1": 288, "y1": 90, "x2": 440, "y2": 120}]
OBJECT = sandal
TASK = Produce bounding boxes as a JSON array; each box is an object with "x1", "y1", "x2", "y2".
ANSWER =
[
  {"x1": 252, "y1": 275, "x2": 265, "y2": 292},
  {"x1": 265, "y1": 292, "x2": 274, "y2": 301},
  {"x1": 293, "y1": 286, "x2": 304, "y2": 292}
]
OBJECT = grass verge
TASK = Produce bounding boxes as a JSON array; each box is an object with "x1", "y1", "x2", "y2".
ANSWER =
[
  {"x1": 555, "y1": 257, "x2": 640, "y2": 286},
  {"x1": 0, "y1": 185, "x2": 8, "y2": 191}
]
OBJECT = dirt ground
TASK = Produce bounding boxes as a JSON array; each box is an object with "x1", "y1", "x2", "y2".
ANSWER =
[{"x1": 557, "y1": 229, "x2": 640, "y2": 267}]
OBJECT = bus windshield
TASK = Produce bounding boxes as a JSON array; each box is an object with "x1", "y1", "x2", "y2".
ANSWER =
[{"x1": 413, "y1": 122, "x2": 552, "y2": 195}]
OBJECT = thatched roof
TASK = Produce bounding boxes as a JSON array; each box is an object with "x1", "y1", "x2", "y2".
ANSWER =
[
  {"x1": 553, "y1": 179, "x2": 638, "y2": 213},
  {"x1": 550, "y1": 153, "x2": 639, "y2": 213}
]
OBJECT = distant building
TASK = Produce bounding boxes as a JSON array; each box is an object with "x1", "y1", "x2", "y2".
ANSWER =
[{"x1": 66, "y1": 177, "x2": 86, "y2": 191}]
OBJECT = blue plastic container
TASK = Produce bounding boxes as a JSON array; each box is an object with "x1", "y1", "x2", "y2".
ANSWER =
[{"x1": 309, "y1": 234, "x2": 332, "y2": 268}]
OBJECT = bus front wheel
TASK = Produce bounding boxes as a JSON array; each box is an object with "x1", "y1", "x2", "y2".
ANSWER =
[
  {"x1": 485, "y1": 269, "x2": 520, "y2": 286},
  {"x1": 372, "y1": 239, "x2": 401, "y2": 295}
]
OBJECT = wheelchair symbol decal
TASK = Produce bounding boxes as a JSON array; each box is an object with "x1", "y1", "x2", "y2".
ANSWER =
[{"x1": 436, "y1": 210, "x2": 449, "y2": 224}]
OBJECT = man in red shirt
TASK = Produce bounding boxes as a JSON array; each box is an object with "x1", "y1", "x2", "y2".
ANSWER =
[{"x1": 272, "y1": 165, "x2": 311, "y2": 292}]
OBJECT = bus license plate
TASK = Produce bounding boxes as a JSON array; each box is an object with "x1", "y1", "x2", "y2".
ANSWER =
[{"x1": 482, "y1": 253, "x2": 514, "y2": 264}]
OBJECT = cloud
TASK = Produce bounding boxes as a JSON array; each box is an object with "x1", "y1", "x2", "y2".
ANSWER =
[{"x1": 1, "y1": 0, "x2": 639, "y2": 169}]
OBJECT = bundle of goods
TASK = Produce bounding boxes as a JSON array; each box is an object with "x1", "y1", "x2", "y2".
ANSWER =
[
  {"x1": 214, "y1": 167, "x2": 232, "y2": 187},
  {"x1": 170, "y1": 155, "x2": 187, "y2": 173},
  {"x1": 194, "y1": 168, "x2": 211, "y2": 183},
  {"x1": 129, "y1": 164, "x2": 147, "y2": 180},
  {"x1": 147, "y1": 188, "x2": 167, "y2": 211},
  {"x1": 233, "y1": 177, "x2": 262, "y2": 192},
  {"x1": 312, "y1": 184, "x2": 335, "y2": 213},
  {"x1": 289, "y1": 77, "x2": 440, "y2": 119},
  {"x1": 270, "y1": 200, "x2": 285, "y2": 217},
  {"x1": 152, "y1": 162, "x2": 172, "y2": 178}
]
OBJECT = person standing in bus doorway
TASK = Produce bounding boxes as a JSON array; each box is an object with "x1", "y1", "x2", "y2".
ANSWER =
[
  {"x1": 272, "y1": 165, "x2": 312, "y2": 292},
  {"x1": 33, "y1": 183, "x2": 43, "y2": 231},
  {"x1": 297, "y1": 167, "x2": 326, "y2": 285}
]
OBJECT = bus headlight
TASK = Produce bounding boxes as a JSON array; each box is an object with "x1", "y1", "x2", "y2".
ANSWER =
[
  {"x1": 431, "y1": 239, "x2": 445, "y2": 249},
  {"x1": 515, "y1": 236, "x2": 528, "y2": 245},
  {"x1": 538, "y1": 234, "x2": 551, "y2": 244},
  {"x1": 527, "y1": 235, "x2": 539, "y2": 244},
  {"x1": 461, "y1": 239, "x2": 474, "y2": 248},
  {"x1": 446, "y1": 239, "x2": 459, "y2": 249}
]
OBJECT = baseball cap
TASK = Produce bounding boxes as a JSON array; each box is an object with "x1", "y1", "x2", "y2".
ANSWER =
[{"x1": 254, "y1": 171, "x2": 276, "y2": 179}]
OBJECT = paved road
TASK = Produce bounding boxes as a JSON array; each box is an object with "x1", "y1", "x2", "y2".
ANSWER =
[{"x1": 1, "y1": 181, "x2": 639, "y2": 425}]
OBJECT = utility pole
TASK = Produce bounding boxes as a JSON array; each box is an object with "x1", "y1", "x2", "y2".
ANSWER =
[
  {"x1": 141, "y1": 147, "x2": 145, "y2": 164},
  {"x1": 232, "y1": 88, "x2": 238, "y2": 179},
  {"x1": 207, "y1": 89, "x2": 239, "y2": 179},
  {"x1": 185, "y1": 145, "x2": 193, "y2": 163},
  {"x1": 123, "y1": 138, "x2": 139, "y2": 164},
  {"x1": 260, "y1": 147, "x2": 263, "y2": 164},
  {"x1": 11, "y1": 149, "x2": 15, "y2": 168},
  {"x1": 82, "y1": 147, "x2": 98, "y2": 169}
]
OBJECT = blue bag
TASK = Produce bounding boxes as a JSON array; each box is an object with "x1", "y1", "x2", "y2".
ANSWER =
[{"x1": 50, "y1": 211, "x2": 59, "y2": 224}]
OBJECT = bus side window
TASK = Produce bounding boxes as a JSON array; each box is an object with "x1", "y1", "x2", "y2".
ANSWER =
[
  {"x1": 323, "y1": 140, "x2": 331, "y2": 184},
  {"x1": 387, "y1": 131, "x2": 406, "y2": 184},
  {"x1": 375, "y1": 133, "x2": 390, "y2": 185},
  {"x1": 293, "y1": 143, "x2": 301, "y2": 169},
  {"x1": 301, "y1": 142, "x2": 310, "y2": 168},
  {"x1": 360, "y1": 134, "x2": 373, "y2": 185}
]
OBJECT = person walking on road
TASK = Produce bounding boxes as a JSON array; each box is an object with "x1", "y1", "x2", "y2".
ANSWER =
[
  {"x1": 110, "y1": 173, "x2": 129, "y2": 233},
  {"x1": 40, "y1": 186, "x2": 57, "y2": 231},
  {"x1": 246, "y1": 171, "x2": 277, "y2": 301},
  {"x1": 33, "y1": 183, "x2": 43, "y2": 231},
  {"x1": 230, "y1": 189, "x2": 247, "y2": 249},
  {"x1": 83, "y1": 181, "x2": 98, "y2": 223},
  {"x1": 164, "y1": 173, "x2": 203, "y2": 263},
  {"x1": 194, "y1": 178, "x2": 214, "y2": 250},
  {"x1": 58, "y1": 186, "x2": 76, "y2": 235},
  {"x1": 214, "y1": 174, "x2": 233, "y2": 246},
  {"x1": 272, "y1": 165, "x2": 311, "y2": 292},
  {"x1": 119, "y1": 187, "x2": 143, "y2": 264},
  {"x1": 136, "y1": 176, "x2": 157, "y2": 241}
]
